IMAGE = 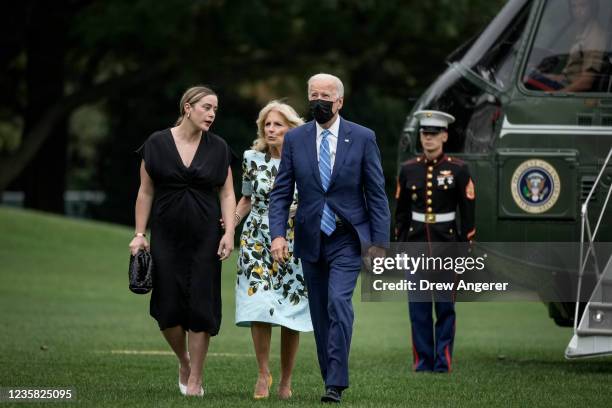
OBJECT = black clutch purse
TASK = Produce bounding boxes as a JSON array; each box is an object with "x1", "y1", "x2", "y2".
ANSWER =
[{"x1": 129, "y1": 249, "x2": 153, "y2": 294}]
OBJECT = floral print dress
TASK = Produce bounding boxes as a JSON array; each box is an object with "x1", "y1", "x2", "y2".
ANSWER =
[{"x1": 235, "y1": 150, "x2": 312, "y2": 331}]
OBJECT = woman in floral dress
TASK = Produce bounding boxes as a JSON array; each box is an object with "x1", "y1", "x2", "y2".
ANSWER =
[{"x1": 234, "y1": 101, "x2": 312, "y2": 400}]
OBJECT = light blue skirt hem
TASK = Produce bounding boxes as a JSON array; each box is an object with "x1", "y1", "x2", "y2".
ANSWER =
[{"x1": 235, "y1": 317, "x2": 313, "y2": 333}]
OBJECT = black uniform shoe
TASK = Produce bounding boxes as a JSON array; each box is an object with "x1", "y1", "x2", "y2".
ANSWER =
[{"x1": 321, "y1": 387, "x2": 342, "y2": 403}]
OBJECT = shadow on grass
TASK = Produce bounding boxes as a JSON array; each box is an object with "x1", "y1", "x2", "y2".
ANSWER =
[{"x1": 485, "y1": 356, "x2": 612, "y2": 375}]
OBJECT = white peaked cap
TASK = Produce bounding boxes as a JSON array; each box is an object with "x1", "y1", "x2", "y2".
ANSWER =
[{"x1": 415, "y1": 110, "x2": 456, "y2": 129}]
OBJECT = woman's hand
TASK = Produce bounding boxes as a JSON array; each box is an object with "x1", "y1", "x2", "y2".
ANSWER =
[
  {"x1": 288, "y1": 204, "x2": 298, "y2": 219},
  {"x1": 129, "y1": 236, "x2": 150, "y2": 255},
  {"x1": 218, "y1": 214, "x2": 242, "y2": 230},
  {"x1": 217, "y1": 233, "x2": 234, "y2": 261}
]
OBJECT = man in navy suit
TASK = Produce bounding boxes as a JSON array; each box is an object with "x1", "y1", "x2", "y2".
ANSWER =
[{"x1": 269, "y1": 73, "x2": 390, "y2": 403}]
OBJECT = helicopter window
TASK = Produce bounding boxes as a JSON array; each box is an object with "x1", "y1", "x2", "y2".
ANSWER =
[
  {"x1": 474, "y1": 8, "x2": 530, "y2": 90},
  {"x1": 523, "y1": 0, "x2": 612, "y2": 93},
  {"x1": 460, "y1": 0, "x2": 531, "y2": 90},
  {"x1": 412, "y1": 70, "x2": 502, "y2": 155}
]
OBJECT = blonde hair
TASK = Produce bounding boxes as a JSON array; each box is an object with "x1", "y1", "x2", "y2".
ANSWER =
[
  {"x1": 175, "y1": 85, "x2": 216, "y2": 126},
  {"x1": 251, "y1": 101, "x2": 304, "y2": 152}
]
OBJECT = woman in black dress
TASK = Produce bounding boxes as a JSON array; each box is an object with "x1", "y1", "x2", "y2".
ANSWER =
[{"x1": 129, "y1": 85, "x2": 236, "y2": 396}]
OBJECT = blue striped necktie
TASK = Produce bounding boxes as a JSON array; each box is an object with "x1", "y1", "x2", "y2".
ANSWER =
[{"x1": 319, "y1": 129, "x2": 336, "y2": 235}]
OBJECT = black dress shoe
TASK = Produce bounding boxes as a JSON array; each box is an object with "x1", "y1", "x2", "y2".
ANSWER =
[{"x1": 321, "y1": 387, "x2": 342, "y2": 403}]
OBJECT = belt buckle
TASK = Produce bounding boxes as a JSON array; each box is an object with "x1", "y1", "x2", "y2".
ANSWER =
[{"x1": 426, "y1": 213, "x2": 436, "y2": 223}]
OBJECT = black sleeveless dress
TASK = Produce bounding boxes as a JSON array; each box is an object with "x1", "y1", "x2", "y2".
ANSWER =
[{"x1": 137, "y1": 128, "x2": 232, "y2": 335}]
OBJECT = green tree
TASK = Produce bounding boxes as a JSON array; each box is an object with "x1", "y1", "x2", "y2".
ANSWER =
[{"x1": 0, "y1": 0, "x2": 505, "y2": 221}]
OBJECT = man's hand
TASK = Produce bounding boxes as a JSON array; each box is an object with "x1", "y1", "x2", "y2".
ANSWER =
[
  {"x1": 271, "y1": 236, "x2": 289, "y2": 264},
  {"x1": 546, "y1": 73, "x2": 565, "y2": 83},
  {"x1": 367, "y1": 245, "x2": 386, "y2": 259},
  {"x1": 363, "y1": 245, "x2": 386, "y2": 273}
]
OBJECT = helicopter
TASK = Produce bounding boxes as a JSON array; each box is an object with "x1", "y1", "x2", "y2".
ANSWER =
[{"x1": 396, "y1": 0, "x2": 612, "y2": 358}]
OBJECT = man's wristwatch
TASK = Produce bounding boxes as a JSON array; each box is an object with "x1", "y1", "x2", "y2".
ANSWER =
[{"x1": 135, "y1": 232, "x2": 147, "y2": 238}]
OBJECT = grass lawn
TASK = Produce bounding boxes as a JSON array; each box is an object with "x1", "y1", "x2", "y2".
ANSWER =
[{"x1": 1, "y1": 206, "x2": 611, "y2": 407}]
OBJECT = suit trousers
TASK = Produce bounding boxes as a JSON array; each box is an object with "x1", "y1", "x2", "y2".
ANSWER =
[{"x1": 301, "y1": 225, "x2": 362, "y2": 390}]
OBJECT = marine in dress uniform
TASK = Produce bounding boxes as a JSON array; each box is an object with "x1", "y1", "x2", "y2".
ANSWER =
[{"x1": 394, "y1": 110, "x2": 476, "y2": 373}]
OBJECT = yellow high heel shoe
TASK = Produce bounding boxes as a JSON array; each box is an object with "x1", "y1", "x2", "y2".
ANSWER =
[
  {"x1": 253, "y1": 373, "x2": 272, "y2": 400},
  {"x1": 278, "y1": 385, "x2": 293, "y2": 400}
]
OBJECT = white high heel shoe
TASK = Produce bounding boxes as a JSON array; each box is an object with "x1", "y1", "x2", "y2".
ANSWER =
[
  {"x1": 178, "y1": 364, "x2": 188, "y2": 395},
  {"x1": 185, "y1": 386, "x2": 204, "y2": 397},
  {"x1": 178, "y1": 380, "x2": 187, "y2": 395}
]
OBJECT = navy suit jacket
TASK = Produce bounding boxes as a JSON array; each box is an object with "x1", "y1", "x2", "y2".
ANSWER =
[{"x1": 269, "y1": 117, "x2": 390, "y2": 262}]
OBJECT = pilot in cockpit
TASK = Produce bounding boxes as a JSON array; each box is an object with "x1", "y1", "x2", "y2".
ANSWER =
[{"x1": 525, "y1": 0, "x2": 606, "y2": 92}]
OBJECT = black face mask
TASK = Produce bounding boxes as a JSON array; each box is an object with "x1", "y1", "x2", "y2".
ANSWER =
[{"x1": 309, "y1": 99, "x2": 335, "y2": 124}]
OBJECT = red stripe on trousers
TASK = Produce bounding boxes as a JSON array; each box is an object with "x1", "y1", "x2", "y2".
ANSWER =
[{"x1": 412, "y1": 333, "x2": 419, "y2": 371}]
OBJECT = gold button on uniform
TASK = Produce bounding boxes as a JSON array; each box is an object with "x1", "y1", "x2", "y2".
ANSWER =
[
  {"x1": 427, "y1": 207, "x2": 432, "y2": 213},
  {"x1": 428, "y1": 166, "x2": 433, "y2": 171},
  {"x1": 443, "y1": 185, "x2": 448, "y2": 190},
  {"x1": 427, "y1": 190, "x2": 432, "y2": 196},
  {"x1": 427, "y1": 174, "x2": 433, "y2": 179},
  {"x1": 412, "y1": 185, "x2": 416, "y2": 190},
  {"x1": 427, "y1": 182, "x2": 432, "y2": 187},
  {"x1": 427, "y1": 199, "x2": 432, "y2": 205},
  {"x1": 449, "y1": 228, "x2": 454, "y2": 234}
]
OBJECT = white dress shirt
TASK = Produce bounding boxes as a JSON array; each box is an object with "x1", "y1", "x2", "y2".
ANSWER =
[{"x1": 315, "y1": 115, "x2": 340, "y2": 169}]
